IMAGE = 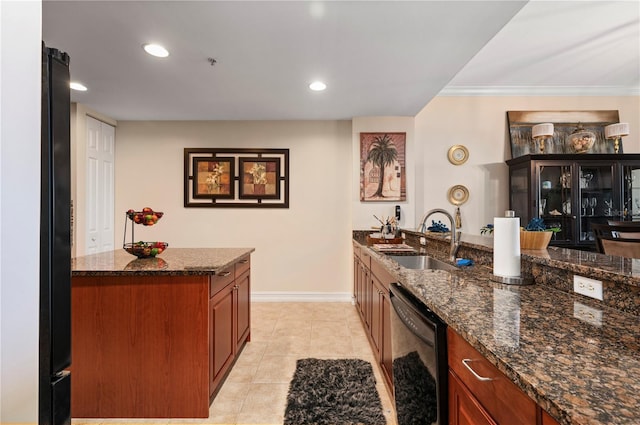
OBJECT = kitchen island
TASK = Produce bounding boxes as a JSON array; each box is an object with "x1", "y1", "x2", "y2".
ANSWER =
[
  {"x1": 353, "y1": 231, "x2": 640, "y2": 425},
  {"x1": 71, "y1": 248, "x2": 254, "y2": 419}
]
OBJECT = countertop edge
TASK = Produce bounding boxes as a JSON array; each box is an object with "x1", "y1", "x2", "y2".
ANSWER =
[{"x1": 71, "y1": 248, "x2": 255, "y2": 276}]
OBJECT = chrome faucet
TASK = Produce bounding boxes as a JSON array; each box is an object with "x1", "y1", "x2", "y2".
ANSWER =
[{"x1": 417, "y1": 208, "x2": 461, "y2": 262}]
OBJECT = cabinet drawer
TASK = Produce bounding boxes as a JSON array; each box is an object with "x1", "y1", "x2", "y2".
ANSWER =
[
  {"x1": 235, "y1": 256, "x2": 250, "y2": 278},
  {"x1": 360, "y1": 249, "x2": 372, "y2": 270},
  {"x1": 353, "y1": 242, "x2": 361, "y2": 259},
  {"x1": 210, "y1": 266, "x2": 234, "y2": 298},
  {"x1": 447, "y1": 328, "x2": 536, "y2": 425},
  {"x1": 371, "y1": 258, "x2": 394, "y2": 289}
]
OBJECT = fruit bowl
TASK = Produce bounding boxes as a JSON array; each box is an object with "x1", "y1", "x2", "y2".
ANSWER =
[
  {"x1": 124, "y1": 241, "x2": 169, "y2": 258},
  {"x1": 126, "y1": 208, "x2": 163, "y2": 226}
]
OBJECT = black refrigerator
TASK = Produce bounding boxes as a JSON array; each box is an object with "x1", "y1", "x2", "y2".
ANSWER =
[{"x1": 39, "y1": 43, "x2": 72, "y2": 425}]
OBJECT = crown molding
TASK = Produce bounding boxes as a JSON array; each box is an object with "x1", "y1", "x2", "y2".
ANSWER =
[{"x1": 439, "y1": 85, "x2": 640, "y2": 97}]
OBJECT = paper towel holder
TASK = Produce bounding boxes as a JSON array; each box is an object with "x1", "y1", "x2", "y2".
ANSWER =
[
  {"x1": 492, "y1": 210, "x2": 534, "y2": 285},
  {"x1": 490, "y1": 274, "x2": 534, "y2": 286}
]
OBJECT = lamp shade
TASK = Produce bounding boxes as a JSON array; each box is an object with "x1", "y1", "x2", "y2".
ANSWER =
[
  {"x1": 532, "y1": 123, "x2": 554, "y2": 139},
  {"x1": 604, "y1": 122, "x2": 629, "y2": 139}
]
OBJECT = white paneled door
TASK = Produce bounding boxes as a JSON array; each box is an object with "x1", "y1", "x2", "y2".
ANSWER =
[{"x1": 86, "y1": 116, "x2": 115, "y2": 254}]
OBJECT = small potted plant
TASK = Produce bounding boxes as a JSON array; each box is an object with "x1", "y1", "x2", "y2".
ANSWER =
[
  {"x1": 480, "y1": 224, "x2": 494, "y2": 235},
  {"x1": 520, "y1": 218, "x2": 560, "y2": 250}
]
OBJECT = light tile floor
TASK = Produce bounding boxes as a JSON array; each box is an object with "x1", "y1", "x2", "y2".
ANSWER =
[{"x1": 72, "y1": 302, "x2": 396, "y2": 425}]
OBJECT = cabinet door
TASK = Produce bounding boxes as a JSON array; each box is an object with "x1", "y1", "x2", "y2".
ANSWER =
[
  {"x1": 362, "y1": 266, "x2": 372, "y2": 331},
  {"x1": 380, "y1": 290, "x2": 393, "y2": 388},
  {"x1": 235, "y1": 270, "x2": 251, "y2": 351},
  {"x1": 577, "y1": 162, "x2": 616, "y2": 246},
  {"x1": 509, "y1": 162, "x2": 531, "y2": 225},
  {"x1": 537, "y1": 163, "x2": 574, "y2": 245},
  {"x1": 353, "y1": 255, "x2": 363, "y2": 315},
  {"x1": 369, "y1": 276, "x2": 383, "y2": 356},
  {"x1": 621, "y1": 162, "x2": 640, "y2": 220},
  {"x1": 209, "y1": 284, "x2": 235, "y2": 395},
  {"x1": 449, "y1": 370, "x2": 497, "y2": 425}
]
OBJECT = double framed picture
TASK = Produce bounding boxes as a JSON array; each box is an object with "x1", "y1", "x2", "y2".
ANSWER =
[{"x1": 185, "y1": 148, "x2": 289, "y2": 208}]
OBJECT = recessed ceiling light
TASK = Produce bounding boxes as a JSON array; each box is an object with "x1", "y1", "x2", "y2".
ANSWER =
[
  {"x1": 309, "y1": 81, "x2": 327, "y2": 91},
  {"x1": 143, "y1": 43, "x2": 169, "y2": 58},
  {"x1": 70, "y1": 82, "x2": 87, "y2": 91}
]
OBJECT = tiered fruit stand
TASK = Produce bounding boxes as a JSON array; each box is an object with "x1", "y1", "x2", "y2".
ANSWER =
[{"x1": 123, "y1": 207, "x2": 168, "y2": 258}]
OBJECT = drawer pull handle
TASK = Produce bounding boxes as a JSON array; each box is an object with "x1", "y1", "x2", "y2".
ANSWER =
[
  {"x1": 238, "y1": 259, "x2": 249, "y2": 264},
  {"x1": 462, "y1": 359, "x2": 493, "y2": 382},
  {"x1": 218, "y1": 271, "x2": 232, "y2": 277}
]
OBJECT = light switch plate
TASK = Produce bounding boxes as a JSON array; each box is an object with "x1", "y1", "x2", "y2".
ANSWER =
[
  {"x1": 573, "y1": 275, "x2": 603, "y2": 300},
  {"x1": 573, "y1": 302, "x2": 603, "y2": 327}
]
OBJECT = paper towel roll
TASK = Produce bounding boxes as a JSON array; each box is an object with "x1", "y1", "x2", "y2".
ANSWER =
[{"x1": 493, "y1": 215, "x2": 521, "y2": 278}]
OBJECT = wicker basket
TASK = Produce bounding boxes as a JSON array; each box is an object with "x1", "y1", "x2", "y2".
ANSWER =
[{"x1": 520, "y1": 230, "x2": 552, "y2": 250}]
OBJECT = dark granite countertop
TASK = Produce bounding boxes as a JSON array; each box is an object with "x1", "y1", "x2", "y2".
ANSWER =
[
  {"x1": 353, "y1": 233, "x2": 640, "y2": 425},
  {"x1": 72, "y1": 248, "x2": 255, "y2": 276}
]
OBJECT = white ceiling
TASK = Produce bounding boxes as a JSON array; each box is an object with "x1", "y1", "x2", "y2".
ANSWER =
[{"x1": 42, "y1": 1, "x2": 640, "y2": 121}]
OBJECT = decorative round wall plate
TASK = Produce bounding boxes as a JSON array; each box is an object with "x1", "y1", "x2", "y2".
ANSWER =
[
  {"x1": 448, "y1": 185, "x2": 469, "y2": 206},
  {"x1": 447, "y1": 145, "x2": 469, "y2": 165}
]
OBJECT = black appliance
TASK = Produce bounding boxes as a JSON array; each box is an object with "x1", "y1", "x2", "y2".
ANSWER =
[
  {"x1": 39, "y1": 43, "x2": 72, "y2": 425},
  {"x1": 389, "y1": 282, "x2": 448, "y2": 425}
]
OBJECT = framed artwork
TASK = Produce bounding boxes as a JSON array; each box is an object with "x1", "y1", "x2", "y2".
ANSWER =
[
  {"x1": 360, "y1": 132, "x2": 406, "y2": 202},
  {"x1": 184, "y1": 148, "x2": 289, "y2": 208},
  {"x1": 239, "y1": 157, "x2": 281, "y2": 199},
  {"x1": 193, "y1": 157, "x2": 234, "y2": 199},
  {"x1": 507, "y1": 110, "x2": 621, "y2": 159}
]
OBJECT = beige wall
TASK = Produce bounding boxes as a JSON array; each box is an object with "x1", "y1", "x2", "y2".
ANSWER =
[
  {"x1": 415, "y1": 96, "x2": 640, "y2": 235},
  {"x1": 115, "y1": 120, "x2": 353, "y2": 299}
]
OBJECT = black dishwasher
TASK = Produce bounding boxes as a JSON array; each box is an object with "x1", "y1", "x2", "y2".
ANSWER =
[{"x1": 389, "y1": 282, "x2": 448, "y2": 425}]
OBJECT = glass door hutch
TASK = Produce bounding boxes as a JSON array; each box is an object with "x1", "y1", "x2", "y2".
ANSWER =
[{"x1": 507, "y1": 154, "x2": 640, "y2": 250}]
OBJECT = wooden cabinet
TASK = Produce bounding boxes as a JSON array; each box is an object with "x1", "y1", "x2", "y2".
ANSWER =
[
  {"x1": 209, "y1": 255, "x2": 251, "y2": 400},
  {"x1": 541, "y1": 410, "x2": 561, "y2": 425},
  {"x1": 449, "y1": 370, "x2": 497, "y2": 425},
  {"x1": 352, "y1": 243, "x2": 393, "y2": 392},
  {"x1": 235, "y1": 260, "x2": 251, "y2": 351},
  {"x1": 507, "y1": 154, "x2": 640, "y2": 249},
  {"x1": 210, "y1": 280, "x2": 235, "y2": 395},
  {"x1": 448, "y1": 328, "x2": 561, "y2": 425}
]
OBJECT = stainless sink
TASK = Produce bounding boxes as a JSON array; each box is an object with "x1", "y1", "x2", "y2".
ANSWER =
[{"x1": 388, "y1": 255, "x2": 458, "y2": 272}]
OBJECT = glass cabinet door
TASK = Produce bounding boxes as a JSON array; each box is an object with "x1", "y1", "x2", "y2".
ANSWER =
[
  {"x1": 622, "y1": 164, "x2": 640, "y2": 221},
  {"x1": 578, "y1": 164, "x2": 615, "y2": 243},
  {"x1": 538, "y1": 164, "x2": 573, "y2": 243},
  {"x1": 510, "y1": 165, "x2": 529, "y2": 224}
]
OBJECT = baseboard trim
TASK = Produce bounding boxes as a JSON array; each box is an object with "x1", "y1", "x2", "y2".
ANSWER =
[{"x1": 251, "y1": 291, "x2": 354, "y2": 303}]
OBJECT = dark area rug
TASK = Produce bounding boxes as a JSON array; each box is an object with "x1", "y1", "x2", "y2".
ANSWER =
[{"x1": 284, "y1": 358, "x2": 387, "y2": 425}]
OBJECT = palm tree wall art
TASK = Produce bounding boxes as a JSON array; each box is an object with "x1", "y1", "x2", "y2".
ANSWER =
[{"x1": 360, "y1": 132, "x2": 406, "y2": 201}]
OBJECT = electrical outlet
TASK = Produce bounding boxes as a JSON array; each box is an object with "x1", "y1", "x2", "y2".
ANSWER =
[
  {"x1": 573, "y1": 302, "x2": 603, "y2": 327},
  {"x1": 420, "y1": 237, "x2": 426, "y2": 245},
  {"x1": 573, "y1": 275, "x2": 603, "y2": 300}
]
